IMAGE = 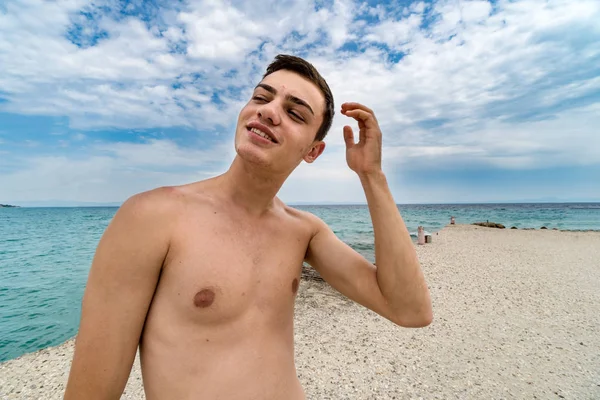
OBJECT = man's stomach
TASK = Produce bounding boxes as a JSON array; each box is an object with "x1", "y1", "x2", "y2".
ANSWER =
[{"x1": 139, "y1": 325, "x2": 304, "y2": 400}]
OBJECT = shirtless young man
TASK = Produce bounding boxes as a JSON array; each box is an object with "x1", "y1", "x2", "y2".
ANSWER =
[{"x1": 64, "y1": 54, "x2": 432, "y2": 400}]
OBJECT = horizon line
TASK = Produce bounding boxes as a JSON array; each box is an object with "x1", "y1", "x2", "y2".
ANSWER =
[{"x1": 4, "y1": 200, "x2": 600, "y2": 208}]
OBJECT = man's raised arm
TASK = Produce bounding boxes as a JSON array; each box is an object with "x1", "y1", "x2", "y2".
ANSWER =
[
  {"x1": 305, "y1": 102, "x2": 432, "y2": 327},
  {"x1": 64, "y1": 188, "x2": 175, "y2": 399},
  {"x1": 358, "y1": 169, "x2": 432, "y2": 326}
]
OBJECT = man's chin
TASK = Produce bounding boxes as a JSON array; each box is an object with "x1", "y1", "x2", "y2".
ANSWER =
[{"x1": 235, "y1": 145, "x2": 272, "y2": 168}]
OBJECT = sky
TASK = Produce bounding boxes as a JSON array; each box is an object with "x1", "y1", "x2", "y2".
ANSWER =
[{"x1": 0, "y1": 0, "x2": 599, "y2": 206}]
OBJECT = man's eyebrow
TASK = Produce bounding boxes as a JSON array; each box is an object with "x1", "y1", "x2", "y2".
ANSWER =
[
  {"x1": 256, "y1": 83, "x2": 277, "y2": 95},
  {"x1": 255, "y1": 83, "x2": 315, "y2": 116}
]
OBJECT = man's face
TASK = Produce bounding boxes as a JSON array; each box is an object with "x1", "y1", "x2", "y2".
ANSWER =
[{"x1": 234, "y1": 69, "x2": 326, "y2": 174}]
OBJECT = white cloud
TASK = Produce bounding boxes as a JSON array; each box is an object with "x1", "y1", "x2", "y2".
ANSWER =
[
  {"x1": 0, "y1": 139, "x2": 235, "y2": 203},
  {"x1": 179, "y1": 6, "x2": 262, "y2": 61},
  {"x1": 94, "y1": 139, "x2": 234, "y2": 167},
  {"x1": 364, "y1": 13, "x2": 422, "y2": 45},
  {"x1": 0, "y1": 0, "x2": 599, "y2": 203},
  {"x1": 410, "y1": 2, "x2": 427, "y2": 14},
  {"x1": 459, "y1": 0, "x2": 492, "y2": 24},
  {"x1": 381, "y1": 101, "x2": 600, "y2": 171},
  {"x1": 0, "y1": 0, "x2": 364, "y2": 131}
]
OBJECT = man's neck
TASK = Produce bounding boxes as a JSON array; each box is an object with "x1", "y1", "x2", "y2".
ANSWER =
[{"x1": 217, "y1": 156, "x2": 290, "y2": 216}]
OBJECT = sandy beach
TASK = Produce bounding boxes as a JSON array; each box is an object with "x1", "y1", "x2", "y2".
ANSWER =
[{"x1": 1, "y1": 224, "x2": 599, "y2": 399}]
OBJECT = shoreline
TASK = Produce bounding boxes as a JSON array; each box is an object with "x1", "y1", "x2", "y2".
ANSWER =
[{"x1": 1, "y1": 225, "x2": 599, "y2": 399}]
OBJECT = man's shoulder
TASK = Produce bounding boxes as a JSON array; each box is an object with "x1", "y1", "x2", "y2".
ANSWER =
[
  {"x1": 279, "y1": 202, "x2": 327, "y2": 234},
  {"x1": 122, "y1": 185, "x2": 183, "y2": 211},
  {"x1": 117, "y1": 184, "x2": 200, "y2": 224},
  {"x1": 125, "y1": 180, "x2": 215, "y2": 208}
]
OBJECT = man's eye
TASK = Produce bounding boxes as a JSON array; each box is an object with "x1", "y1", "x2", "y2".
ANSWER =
[
  {"x1": 289, "y1": 111, "x2": 304, "y2": 121},
  {"x1": 253, "y1": 96, "x2": 267, "y2": 102}
]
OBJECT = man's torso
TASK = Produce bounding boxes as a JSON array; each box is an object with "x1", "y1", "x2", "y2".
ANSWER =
[{"x1": 138, "y1": 183, "x2": 315, "y2": 400}]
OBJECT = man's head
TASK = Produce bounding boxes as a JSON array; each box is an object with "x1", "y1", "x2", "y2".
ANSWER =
[
  {"x1": 262, "y1": 55, "x2": 335, "y2": 142},
  {"x1": 234, "y1": 54, "x2": 334, "y2": 174}
]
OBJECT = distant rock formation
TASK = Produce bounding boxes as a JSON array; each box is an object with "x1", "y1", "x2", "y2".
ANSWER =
[
  {"x1": 473, "y1": 222, "x2": 506, "y2": 229},
  {"x1": 0, "y1": 204, "x2": 19, "y2": 208},
  {"x1": 540, "y1": 226, "x2": 548, "y2": 230},
  {"x1": 510, "y1": 226, "x2": 518, "y2": 229}
]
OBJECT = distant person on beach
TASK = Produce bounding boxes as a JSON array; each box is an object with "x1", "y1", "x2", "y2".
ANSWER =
[{"x1": 64, "y1": 54, "x2": 432, "y2": 400}]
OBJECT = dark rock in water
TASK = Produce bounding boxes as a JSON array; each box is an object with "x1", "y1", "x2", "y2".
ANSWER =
[
  {"x1": 511, "y1": 226, "x2": 518, "y2": 229},
  {"x1": 552, "y1": 228, "x2": 558, "y2": 230},
  {"x1": 541, "y1": 226, "x2": 548, "y2": 229},
  {"x1": 473, "y1": 222, "x2": 506, "y2": 229}
]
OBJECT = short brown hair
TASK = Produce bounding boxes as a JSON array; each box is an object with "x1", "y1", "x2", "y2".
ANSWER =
[{"x1": 263, "y1": 54, "x2": 334, "y2": 142}]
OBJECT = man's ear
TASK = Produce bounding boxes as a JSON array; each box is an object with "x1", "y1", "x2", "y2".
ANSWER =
[{"x1": 303, "y1": 141, "x2": 326, "y2": 164}]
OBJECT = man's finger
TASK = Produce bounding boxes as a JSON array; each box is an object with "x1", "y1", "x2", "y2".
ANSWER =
[
  {"x1": 341, "y1": 102, "x2": 375, "y2": 116},
  {"x1": 343, "y1": 126, "x2": 355, "y2": 149},
  {"x1": 343, "y1": 109, "x2": 378, "y2": 129}
]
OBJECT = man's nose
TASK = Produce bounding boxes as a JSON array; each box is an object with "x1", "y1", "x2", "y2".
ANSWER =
[{"x1": 257, "y1": 102, "x2": 281, "y2": 126}]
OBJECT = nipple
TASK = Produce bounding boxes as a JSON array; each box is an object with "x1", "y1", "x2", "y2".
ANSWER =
[{"x1": 194, "y1": 288, "x2": 216, "y2": 308}]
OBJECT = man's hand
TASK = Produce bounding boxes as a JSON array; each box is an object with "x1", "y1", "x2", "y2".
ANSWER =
[{"x1": 341, "y1": 102, "x2": 383, "y2": 177}]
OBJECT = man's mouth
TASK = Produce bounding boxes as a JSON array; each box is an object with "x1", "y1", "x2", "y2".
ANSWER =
[{"x1": 249, "y1": 127, "x2": 277, "y2": 143}]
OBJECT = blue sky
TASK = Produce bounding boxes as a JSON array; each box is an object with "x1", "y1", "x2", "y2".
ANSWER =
[{"x1": 1, "y1": 0, "x2": 599, "y2": 206}]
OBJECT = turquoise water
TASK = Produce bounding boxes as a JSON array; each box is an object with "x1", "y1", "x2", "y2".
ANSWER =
[{"x1": 1, "y1": 203, "x2": 599, "y2": 362}]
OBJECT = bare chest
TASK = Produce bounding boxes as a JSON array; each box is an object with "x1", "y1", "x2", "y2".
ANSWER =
[{"x1": 155, "y1": 211, "x2": 311, "y2": 326}]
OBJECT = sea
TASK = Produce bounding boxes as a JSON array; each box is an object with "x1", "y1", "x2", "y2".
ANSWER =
[{"x1": 1, "y1": 203, "x2": 599, "y2": 362}]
